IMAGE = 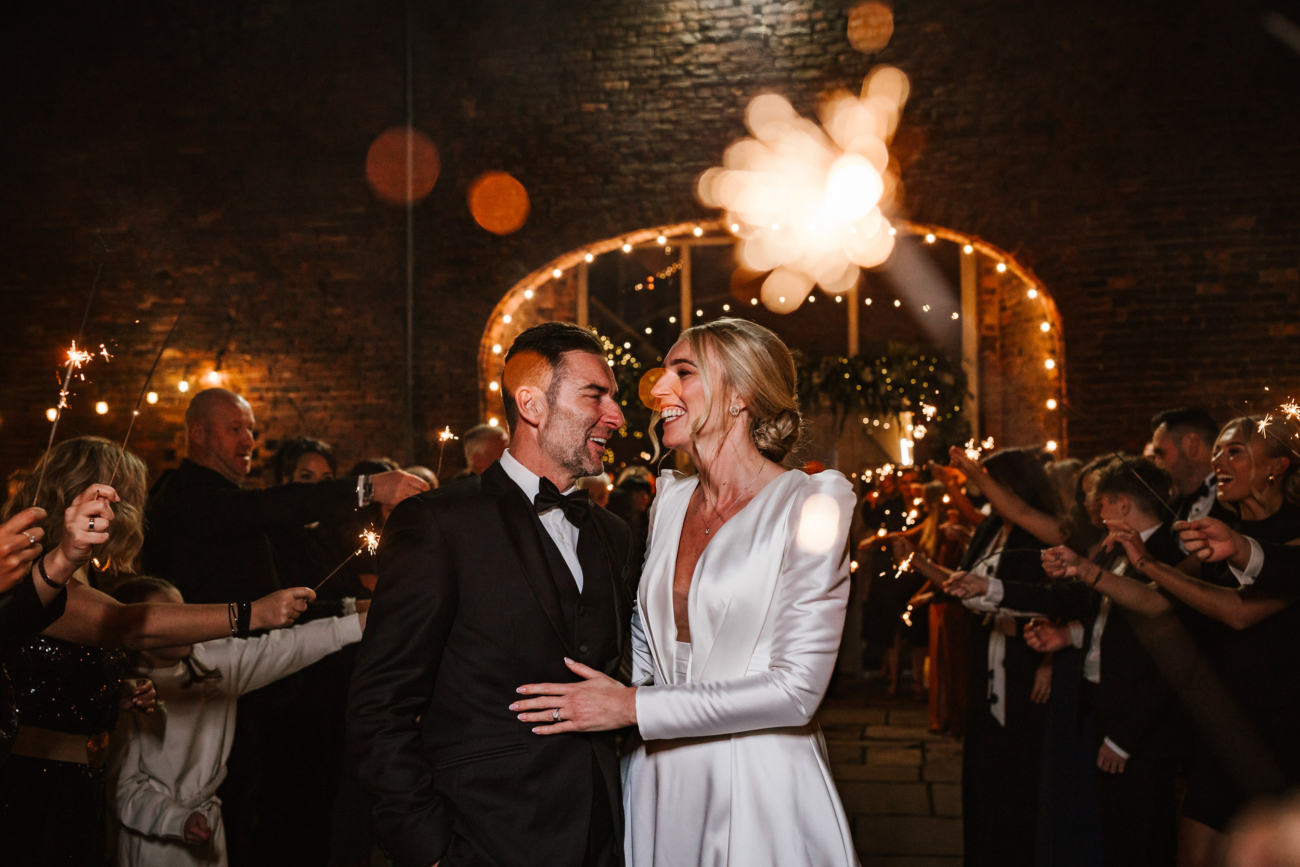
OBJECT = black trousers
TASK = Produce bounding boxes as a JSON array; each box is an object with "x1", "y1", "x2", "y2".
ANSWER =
[
  {"x1": 0, "y1": 755, "x2": 106, "y2": 866},
  {"x1": 1095, "y1": 749, "x2": 1179, "y2": 867}
]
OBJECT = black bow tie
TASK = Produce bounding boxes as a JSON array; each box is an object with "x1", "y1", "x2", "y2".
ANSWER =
[{"x1": 534, "y1": 477, "x2": 591, "y2": 527}]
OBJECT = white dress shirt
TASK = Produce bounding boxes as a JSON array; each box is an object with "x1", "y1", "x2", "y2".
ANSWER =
[{"x1": 500, "y1": 449, "x2": 584, "y2": 592}]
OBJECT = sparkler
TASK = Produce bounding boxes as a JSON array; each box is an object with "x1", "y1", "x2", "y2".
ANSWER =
[
  {"x1": 435, "y1": 426, "x2": 458, "y2": 477},
  {"x1": 1280, "y1": 400, "x2": 1300, "y2": 422},
  {"x1": 107, "y1": 295, "x2": 191, "y2": 486},
  {"x1": 893, "y1": 551, "x2": 915, "y2": 579},
  {"x1": 1258, "y1": 414, "x2": 1273, "y2": 435},
  {"x1": 315, "y1": 529, "x2": 382, "y2": 592},
  {"x1": 34, "y1": 340, "x2": 100, "y2": 505}
]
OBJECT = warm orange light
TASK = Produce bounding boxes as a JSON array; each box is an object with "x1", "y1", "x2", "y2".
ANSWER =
[
  {"x1": 95, "y1": 401, "x2": 109, "y2": 415},
  {"x1": 146, "y1": 391, "x2": 159, "y2": 404},
  {"x1": 468, "y1": 171, "x2": 530, "y2": 235},
  {"x1": 846, "y1": 1, "x2": 894, "y2": 53},
  {"x1": 1046, "y1": 399, "x2": 1058, "y2": 410},
  {"x1": 365, "y1": 127, "x2": 439, "y2": 205},
  {"x1": 1044, "y1": 359, "x2": 1056, "y2": 370}
]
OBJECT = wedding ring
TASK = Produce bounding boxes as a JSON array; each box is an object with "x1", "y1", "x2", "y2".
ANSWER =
[
  {"x1": 552, "y1": 708, "x2": 561, "y2": 722},
  {"x1": 88, "y1": 518, "x2": 96, "y2": 532},
  {"x1": 22, "y1": 533, "x2": 36, "y2": 547}
]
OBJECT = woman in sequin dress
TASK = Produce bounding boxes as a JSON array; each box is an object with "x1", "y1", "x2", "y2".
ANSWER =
[{"x1": 0, "y1": 437, "x2": 322, "y2": 866}]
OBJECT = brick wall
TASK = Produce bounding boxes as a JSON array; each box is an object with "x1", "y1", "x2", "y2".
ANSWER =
[{"x1": 3, "y1": 0, "x2": 1298, "y2": 483}]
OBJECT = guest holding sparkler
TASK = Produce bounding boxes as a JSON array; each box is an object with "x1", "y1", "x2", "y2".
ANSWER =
[
  {"x1": 1149, "y1": 408, "x2": 1235, "y2": 554},
  {"x1": 109, "y1": 576, "x2": 366, "y2": 867},
  {"x1": 0, "y1": 436, "x2": 316, "y2": 866},
  {"x1": 142, "y1": 389, "x2": 427, "y2": 867},
  {"x1": 903, "y1": 448, "x2": 1061, "y2": 867}
]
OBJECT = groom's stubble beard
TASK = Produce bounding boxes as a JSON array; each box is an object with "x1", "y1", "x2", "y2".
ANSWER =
[{"x1": 539, "y1": 397, "x2": 604, "y2": 478}]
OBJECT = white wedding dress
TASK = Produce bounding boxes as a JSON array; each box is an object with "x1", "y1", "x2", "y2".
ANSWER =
[{"x1": 622, "y1": 468, "x2": 860, "y2": 867}]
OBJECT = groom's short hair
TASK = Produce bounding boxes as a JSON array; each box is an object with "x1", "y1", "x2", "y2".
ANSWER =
[{"x1": 501, "y1": 322, "x2": 605, "y2": 431}]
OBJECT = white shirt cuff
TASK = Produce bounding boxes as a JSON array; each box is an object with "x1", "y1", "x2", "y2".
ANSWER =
[
  {"x1": 1103, "y1": 737, "x2": 1131, "y2": 760},
  {"x1": 984, "y1": 577, "x2": 1004, "y2": 606},
  {"x1": 1229, "y1": 537, "x2": 1264, "y2": 587},
  {"x1": 1069, "y1": 622, "x2": 1085, "y2": 649}
]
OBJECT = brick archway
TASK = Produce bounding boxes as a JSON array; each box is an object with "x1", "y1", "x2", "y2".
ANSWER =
[{"x1": 478, "y1": 221, "x2": 1067, "y2": 458}]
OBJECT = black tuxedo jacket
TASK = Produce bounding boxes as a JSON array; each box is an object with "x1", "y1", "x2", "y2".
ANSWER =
[
  {"x1": 347, "y1": 462, "x2": 635, "y2": 867},
  {"x1": 142, "y1": 458, "x2": 358, "y2": 615}
]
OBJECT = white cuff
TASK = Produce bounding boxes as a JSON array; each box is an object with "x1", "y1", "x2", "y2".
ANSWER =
[
  {"x1": 1069, "y1": 622, "x2": 1085, "y2": 649},
  {"x1": 1103, "y1": 737, "x2": 1131, "y2": 760},
  {"x1": 356, "y1": 475, "x2": 368, "y2": 508},
  {"x1": 984, "y1": 577, "x2": 1005, "y2": 606},
  {"x1": 1229, "y1": 537, "x2": 1264, "y2": 587}
]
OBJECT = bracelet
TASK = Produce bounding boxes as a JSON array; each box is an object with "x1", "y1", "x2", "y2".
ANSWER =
[
  {"x1": 227, "y1": 602, "x2": 238, "y2": 637},
  {"x1": 1134, "y1": 556, "x2": 1150, "y2": 571},
  {"x1": 1085, "y1": 564, "x2": 1103, "y2": 588},
  {"x1": 34, "y1": 556, "x2": 67, "y2": 592},
  {"x1": 236, "y1": 601, "x2": 252, "y2": 637}
]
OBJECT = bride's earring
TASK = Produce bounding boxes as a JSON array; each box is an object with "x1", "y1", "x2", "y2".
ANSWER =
[
  {"x1": 1269, "y1": 473, "x2": 1278, "y2": 483},
  {"x1": 729, "y1": 405, "x2": 741, "y2": 416}
]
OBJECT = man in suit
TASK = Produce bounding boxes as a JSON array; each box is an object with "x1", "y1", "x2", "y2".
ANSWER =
[
  {"x1": 142, "y1": 387, "x2": 428, "y2": 865},
  {"x1": 348, "y1": 322, "x2": 635, "y2": 867},
  {"x1": 984, "y1": 459, "x2": 1191, "y2": 867},
  {"x1": 1149, "y1": 408, "x2": 1233, "y2": 554}
]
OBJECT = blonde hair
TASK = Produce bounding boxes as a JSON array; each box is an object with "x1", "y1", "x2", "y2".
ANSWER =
[
  {"x1": 653, "y1": 318, "x2": 802, "y2": 464},
  {"x1": 2, "y1": 436, "x2": 149, "y2": 574}
]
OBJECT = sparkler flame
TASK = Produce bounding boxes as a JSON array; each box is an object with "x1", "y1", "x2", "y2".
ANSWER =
[
  {"x1": 1281, "y1": 401, "x2": 1300, "y2": 421},
  {"x1": 98, "y1": 344, "x2": 112, "y2": 363},
  {"x1": 894, "y1": 552, "x2": 915, "y2": 580},
  {"x1": 361, "y1": 529, "x2": 381, "y2": 556},
  {"x1": 438, "y1": 426, "x2": 458, "y2": 443},
  {"x1": 66, "y1": 340, "x2": 94, "y2": 369},
  {"x1": 1258, "y1": 414, "x2": 1273, "y2": 434}
]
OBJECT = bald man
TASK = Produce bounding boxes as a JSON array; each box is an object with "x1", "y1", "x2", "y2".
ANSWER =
[{"x1": 142, "y1": 388, "x2": 427, "y2": 867}]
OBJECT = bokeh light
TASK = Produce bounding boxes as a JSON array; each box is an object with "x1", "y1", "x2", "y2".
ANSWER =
[
  {"x1": 146, "y1": 391, "x2": 158, "y2": 404},
  {"x1": 846, "y1": 1, "x2": 894, "y2": 53},
  {"x1": 796, "y1": 493, "x2": 842, "y2": 553},
  {"x1": 469, "y1": 171, "x2": 530, "y2": 235},
  {"x1": 95, "y1": 401, "x2": 109, "y2": 415},
  {"x1": 365, "y1": 127, "x2": 440, "y2": 205},
  {"x1": 639, "y1": 367, "x2": 667, "y2": 411},
  {"x1": 45, "y1": 408, "x2": 57, "y2": 422}
]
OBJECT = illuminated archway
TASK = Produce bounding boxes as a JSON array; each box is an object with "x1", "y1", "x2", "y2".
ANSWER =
[{"x1": 478, "y1": 220, "x2": 1067, "y2": 459}]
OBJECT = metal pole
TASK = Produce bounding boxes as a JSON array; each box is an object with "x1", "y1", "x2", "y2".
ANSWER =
[
  {"x1": 960, "y1": 249, "x2": 980, "y2": 440},
  {"x1": 679, "y1": 245, "x2": 692, "y2": 331},
  {"x1": 402, "y1": 0, "x2": 416, "y2": 463},
  {"x1": 577, "y1": 262, "x2": 589, "y2": 328},
  {"x1": 847, "y1": 279, "x2": 860, "y2": 357}
]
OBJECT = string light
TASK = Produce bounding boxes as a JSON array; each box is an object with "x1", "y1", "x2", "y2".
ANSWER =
[
  {"x1": 45, "y1": 408, "x2": 57, "y2": 422},
  {"x1": 489, "y1": 416, "x2": 499, "y2": 426},
  {"x1": 552, "y1": 268, "x2": 562, "y2": 278},
  {"x1": 146, "y1": 392, "x2": 158, "y2": 404},
  {"x1": 951, "y1": 312, "x2": 959, "y2": 319},
  {"x1": 656, "y1": 235, "x2": 667, "y2": 245},
  {"x1": 1040, "y1": 322, "x2": 1051, "y2": 332},
  {"x1": 1027, "y1": 288, "x2": 1038, "y2": 299},
  {"x1": 996, "y1": 262, "x2": 1007, "y2": 273},
  {"x1": 178, "y1": 381, "x2": 189, "y2": 393},
  {"x1": 693, "y1": 226, "x2": 704, "y2": 237},
  {"x1": 523, "y1": 289, "x2": 534, "y2": 299},
  {"x1": 865, "y1": 298, "x2": 873, "y2": 305},
  {"x1": 584, "y1": 253, "x2": 594, "y2": 263},
  {"x1": 925, "y1": 233, "x2": 936, "y2": 243},
  {"x1": 722, "y1": 304, "x2": 730, "y2": 311},
  {"x1": 503, "y1": 314, "x2": 512, "y2": 324},
  {"x1": 893, "y1": 300, "x2": 901, "y2": 307},
  {"x1": 668, "y1": 316, "x2": 677, "y2": 323},
  {"x1": 1046, "y1": 399, "x2": 1058, "y2": 410},
  {"x1": 1044, "y1": 359, "x2": 1055, "y2": 370},
  {"x1": 963, "y1": 244, "x2": 973, "y2": 254},
  {"x1": 751, "y1": 298, "x2": 759, "y2": 306},
  {"x1": 489, "y1": 381, "x2": 500, "y2": 391},
  {"x1": 1046, "y1": 440, "x2": 1058, "y2": 452},
  {"x1": 492, "y1": 343, "x2": 502, "y2": 354},
  {"x1": 95, "y1": 401, "x2": 109, "y2": 415}
]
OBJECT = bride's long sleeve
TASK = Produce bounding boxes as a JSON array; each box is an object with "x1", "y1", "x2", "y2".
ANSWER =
[
  {"x1": 635, "y1": 474, "x2": 854, "y2": 741},
  {"x1": 629, "y1": 601, "x2": 655, "y2": 687}
]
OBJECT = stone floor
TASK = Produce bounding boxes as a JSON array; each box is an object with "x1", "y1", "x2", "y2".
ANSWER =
[{"x1": 818, "y1": 685, "x2": 963, "y2": 867}]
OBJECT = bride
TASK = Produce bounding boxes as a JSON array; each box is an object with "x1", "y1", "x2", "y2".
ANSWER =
[{"x1": 513, "y1": 318, "x2": 859, "y2": 866}]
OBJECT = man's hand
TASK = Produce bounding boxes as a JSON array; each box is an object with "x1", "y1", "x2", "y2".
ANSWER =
[
  {"x1": 943, "y1": 570, "x2": 989, "y2": 599},
  {"x1": 370, "y1": 471, "x2": 430, "y2": 507},
  {"x1": 1024, "y1": 619, "x2": 1074, "y2": 653},
  {"x1": 251, "y1": 587, "x2": 315, "y2": 630},
  {"x1": 1103, "y1": 520, "x2": 1150, "y2": 566},
  {"x1": 1030, "y1": 656, "x2": 1052, "y2": 704},
  {"x1": 1176, "y1": 518, "x2": 1248, "y2": 565},
  {"x1": 1042, "y1": 546, "x2": 1082, "y2": 580},
  {"x1": 0, "y1": 507, "x2": 46, "y2": 592},
  {"x1": 1097, "y1": 742, "x2": 1128, "y2": 774},
  {"x1": 183, "y1": 810, "x2": 213, "y2": 845}
]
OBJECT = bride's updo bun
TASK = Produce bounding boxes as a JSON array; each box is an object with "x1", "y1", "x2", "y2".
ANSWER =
[{"x1": 682, "y1": 318, "x2": 803, "y2": 463}]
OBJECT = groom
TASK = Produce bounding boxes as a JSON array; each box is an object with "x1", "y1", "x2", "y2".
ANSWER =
[{"x1": 348, "y1": 322, "x2": 635, "y2": 867}]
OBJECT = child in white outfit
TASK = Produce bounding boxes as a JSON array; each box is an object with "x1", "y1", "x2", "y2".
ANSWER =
[{"x1": 108, "y1": 577, "x2": 365, "y2": 866}]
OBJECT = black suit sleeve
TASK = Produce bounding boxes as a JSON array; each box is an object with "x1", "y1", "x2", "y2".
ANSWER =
[
  {"x1": 0, "y1": 573, "x2": 67, "y2": 653},
  {"x1": 998, "y1": 579, "x2": 1091, "y2": 621},
  {"x1": 193, "y1": 478, "x2": 359, "y2": 539},
  {"x1": 1251, "y1": 540, "x2": 1300, "y2": 594},
  {"x1": 347, "y1": 495, "x2": 457, "y2": 867}
]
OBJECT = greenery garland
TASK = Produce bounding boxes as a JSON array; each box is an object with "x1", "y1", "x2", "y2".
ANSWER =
[{"x1": 796, "y1": 345, "x2": 970, "y2": 451}]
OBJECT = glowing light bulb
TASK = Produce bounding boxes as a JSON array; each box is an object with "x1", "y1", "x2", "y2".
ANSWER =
[
  {"x1": 893, "y1": 300, "x2": 901, "y2": 307},
  {"x1": 693, "y1": 226, "x2": 703, "y2": 237},
  {"x1": 644, "y1": 327, "x2": 653, "y2": 334},
  {"x1": 584, "y1": 253, "x2": 594, "y2": 263},
  {"x1": 730, "y1": 223, "x2": 740, "y2": 233},
  {"x1": 925, "y1": 233, "x2": 936, "y2": 243},
  {"x1": 668, "y1": 316, "x2": 677, "y2": 323},
  {"x1": 146, "y1": 392, "x2": 158, "y2": 404},
  {"x1": 888, "y1": 227, "x2": 897, "y2": 236},
  {"x1": 552, "y1": 268, "x2": 563, "y2": 278},
  {"x1": 489, "y1": 381, "x2": 500, "y2": 392},
  {"x1": 865, "y1": 298, "x2": 873, "y2": 305},
  {"x1": 503, "y1": 314, "x2": 512, "y2": 324},
  {"x1": 45, "y1": 408, "x2": 57, "y2": 422},
  {"x1": 751, "y1": 298, "x2": 759, "y2": 306},
  {"x1": 1027, "y1": 288, "x2": 1039, "y2": 299},
  {"x1": 835, "y1": 296, "x2": 842, "y2": 303},
  {"x1": 963, "y1": 244, "x2": 973, "y2": 254},
  {"x1": 656, "y1": 235, "x2": 667, "y2": 245},
  {"x1": 95, "y1": 401, "x2": 109, "y2": 415},
  {"x1": 523, "y1": 289, "x2": 534, "y2": 299},
  {"x1": 623, "y1": 342, "x2": 631, "y2": 349},
  {"x1": 492, "y1": 343, "x2": 502, "y2": 354},
  {"x1": 1040, "y1": 322, "x2": 1051, "y2": 333},
  {"x1": 1046, "y1": 440, "x2": 1058, "y2": 452},
  {"x1": 622, "y1": 243, "x2": 632, "y2": 253},
  {"x1": 1046, "y1": 399, "x2": 1058, "y2": 410},
  {"x1": 489, "y1": 417, "x2": 499, "y2": 427},
  {"x1": 178, "y1": 380, "x2": 190, "y2": 393},
  {"x1": 695, "y1": 309, "x2": 703, "y2": 317},
  {"x1": 951, "y1": 312, "x2": 959, "y2": 320},
  {"x1": 996, "y1": 262, "x2": 1007, "y2": 273},
  {"x1": 1044, "y1": 359, "x2": 1056, "y2": 370},
  {"x1": 722, "y1": 304, "x2": 730, "y2": 311}
]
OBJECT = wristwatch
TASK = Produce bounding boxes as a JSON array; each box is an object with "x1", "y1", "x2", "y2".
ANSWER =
[{"x1": 356, "y1": 475, "x2": 374, "y2": 508}]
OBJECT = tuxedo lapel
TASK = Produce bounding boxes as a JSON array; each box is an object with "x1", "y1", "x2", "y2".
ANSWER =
[{"x1": 480, "y1": 463, "x2": 574, "y2": 654}]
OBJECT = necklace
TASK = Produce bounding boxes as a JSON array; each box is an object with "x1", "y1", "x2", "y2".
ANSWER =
[{"x1": 701, "y1": 462, "x2": 766, "y2": 535}]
